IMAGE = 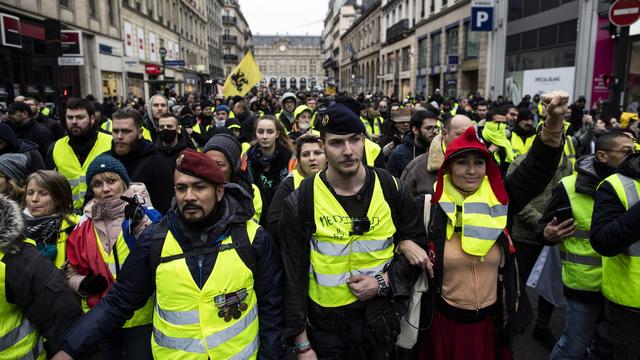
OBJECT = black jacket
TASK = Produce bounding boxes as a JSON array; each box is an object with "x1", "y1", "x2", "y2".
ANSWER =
[
  {"x1": 59, "y1": 184, "x2": 285, "y2": 359},
  {"x1": 0, "y1": 196, "x2": 83, "y2": 354},
  {"x1": 591, "y1": 153, "x2": 640, "y2": 259},
  {"x1": 265, "y1": 175, "x2": 295, "y2": 248},
  {"x1": 11, "y1": 118, "x2": 53, "y2": 159},
  {"x1": 418, "y1": 136, "x2": 563, "y2": 351},
  {"x1": 2, "y1": 139, "x2": 45, "y2": 175},
  {"x1": 108, "y1": 140, "x2": 173, "y2": 214},
  {"x1": 386, "y1": 133, "x2": 427, "y2": 177},
  {"x1": 154, "y1": 132, "x2": 196, "y2": 173},
  {"x1": 536, "y1": 155, "x2": 611, "y2": 303},
  {"x1": 279, "y1": 167, "x2": 421, "y2": 340}
]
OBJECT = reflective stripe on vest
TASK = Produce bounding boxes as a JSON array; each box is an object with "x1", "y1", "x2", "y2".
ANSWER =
[
  {"x1": 565, "y1": 136, "x2": 576, "y2": 170},
  {"x1": 0, "y1": 252, "x2": 45, "y2": 360},
  {"x1": 438, "y1": 175, "x2": 507, "y2": 257},
  {"x1": 600, "y1": 173, "x2": 640, "y2": 308},
  {"x1": 52, "y1": 132, "x2": 112, "y2": 210},
  {"x1": 152, "y1": 221, "x2": 260, "y2": 359},
  {"x1": 559, "y1": 174, "x2": 601, "y2": 292},
  {"x1": 309, "y1": 171, "x2": 396, "y2": 307},
  {"x1": 81, "y1": 230, "x2": 153, "y2": 327},
  {"x1": 510, "y1": 133, "x2": 536, "y2": 157}
]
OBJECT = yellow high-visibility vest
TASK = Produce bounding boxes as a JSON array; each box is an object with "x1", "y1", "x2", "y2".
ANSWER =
[
  {"x1": 152, "y1": 222, "x2": 260, "y2": 359},
  {"x1": 511, "y1": 133, "x2": 536, "y2": 157},
  {"x1": 53, "y1": 132, "x2": 112, "y2": 210}
]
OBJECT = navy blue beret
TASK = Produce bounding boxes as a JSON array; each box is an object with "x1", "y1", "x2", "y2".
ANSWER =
[{"x1": 319, "y1": 103, "x2": 365, "y2": 135}]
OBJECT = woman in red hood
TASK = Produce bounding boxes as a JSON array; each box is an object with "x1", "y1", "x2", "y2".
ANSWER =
[{"x1": 398, "y1": 91, "x2": 569, "y2": 359}]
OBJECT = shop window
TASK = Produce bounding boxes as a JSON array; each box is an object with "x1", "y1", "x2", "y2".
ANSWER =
[
  {"x1": 538, "y1": 24, "x2": 557, "y2": 48},
  {"x1": 521, "y1": 29, "x2": 538, "y2": 50},
  {"x1": 506, "y1": 34, "x2": 520, "y2": 53}
]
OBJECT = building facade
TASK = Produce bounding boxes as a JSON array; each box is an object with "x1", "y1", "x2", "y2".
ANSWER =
[
  {"x1": 322, "y1": 0, "x2": 359, "y2": 90},
  {"x1": 177, "y1": 0, "x2": 209, "y2": 93},
  {"x1": 253, "y1": 35, "x2": 324, "y2": 91},
  {"x1": 207, "y1": 0, "x2": 225, "y2": 82},
  {"x1": 222, "y1": 0, "x2": 251, "y2": 76},
  {"x1": 340, "y1": 0, "x2": 381, "y2": 95}
]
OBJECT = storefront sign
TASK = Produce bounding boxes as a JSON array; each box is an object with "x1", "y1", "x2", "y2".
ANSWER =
[
  {"x1": 123, "y1": 22, "x2": 133, "y2": 57},
  {"x1": 148, "y1": 32, "x2": 157, "y2": 62},
  {"x1": 99, "y1": 43, "x2": 122, "y2": 57},
  {"x1": 123, "y1": 57, "x2": 139, "y2": 67},
  {"x1": 137, "y1": 27, "x2": 145, "y2": 60},
  {"x1": 58, "y1": 57, "x2": 84, "y2": 66},
  {"x1": 61, "y1": 30, "x2": 83, "y2": 56},
  {"x1": 506, "y1": 66, "x2": 575, "y2": 104},
  {"x1": 1, "y1": 13, "x2": 21, "y2": 48},
  {"x1": 591, "y1": 17, "x2": 615, "y2": 107},
  {"x1": 145, "y1": 64, "x2": 161, "y2": 75}
]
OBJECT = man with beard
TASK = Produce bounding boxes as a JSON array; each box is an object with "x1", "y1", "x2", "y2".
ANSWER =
[
  {"x1": 279, "y1": 103, "x2": 420, "y2": 359},
  {"x1": 510, "y1": 108, "x2": 537, "y2": 157},
  {"x1": 143, "y1": 94, "x2": 168, "y2": 140},
  {"x1": 107, "y1": 109, "x2": 173, "y2": 214},
  {"x1": 51, "y1": 149, "x2": 284, "y2": 360},
  {"x1": 277, "y1": 92, "x2": 297, "y2": 132},
  {"x1": 48, "y1": 98, "x2": 112, "y2": 210},
  {"x1": 386, "y1": 110, "x2": 438, "y2": 177},
  {"x1": 154, "y1": 112, "x2": 196, "y2": 173},
  {"x1": 233, "y1": 101, "x2": 256, "y2": 143}
]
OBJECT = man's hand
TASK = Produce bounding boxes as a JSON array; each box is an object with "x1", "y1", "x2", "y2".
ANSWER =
[
  {"x1": 541, "y1": 90, "x2": 569, "y2": 131},
  {"x1": 346, "y1": 275, "x2": 379, "y2": 301},
  {"x1": 543, "y1": 217, "x2": 577, "y2": 244},
  {"x1": 582, "y1": 114, "x2": 593, "y2": 126},
  {"x1": 51, "y1": 351, "x2": 73, "y2": 360},
  {"x1": 399, "y1": 240, "x2": 434, "y2": 278}
]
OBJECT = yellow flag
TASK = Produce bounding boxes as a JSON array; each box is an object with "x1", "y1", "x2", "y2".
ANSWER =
[{"x1": 223, "y1": 51, "x2": 262, "y2": 97}]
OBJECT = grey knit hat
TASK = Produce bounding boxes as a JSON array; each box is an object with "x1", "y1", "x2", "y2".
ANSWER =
[
  {"x1": 202, "y1": 133, "x2": 242, "y2": 170},
  {"x1": 0, "y1": 153, "x2": 27, "y2": 185}
]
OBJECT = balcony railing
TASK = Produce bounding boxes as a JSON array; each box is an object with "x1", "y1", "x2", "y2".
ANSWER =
[
  {"x1": 222, "y1": 15, "x2": 236, "y2": 25},
  {"x1": 386, "y1": 19, "x2": 410, "y2": 44},
  {"x1": 223, "y1": 54, "x2": 238, "y2": 62},
  {"x1": 222, "y1": 35, "x2": 237, "y2": 43}
]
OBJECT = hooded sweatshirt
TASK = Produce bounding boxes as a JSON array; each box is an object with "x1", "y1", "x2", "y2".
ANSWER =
[
  {"x1": 143, "y1": 94, "x2": 168, "y2": 140},
  {"x1": 278, "y1": 92, "x2": 297, "y2": 131}
]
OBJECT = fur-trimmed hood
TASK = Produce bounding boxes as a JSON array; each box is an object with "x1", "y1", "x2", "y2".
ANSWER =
[
  {"x1": 0, "y1": 195, "x2": 25, "y2": 254},
  {"x1": 427, "y1": 133, "x2": 446, "y2": 173}
]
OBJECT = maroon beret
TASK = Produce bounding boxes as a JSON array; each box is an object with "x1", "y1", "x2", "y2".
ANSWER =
[{"x1": 175, "y1": 149, "x2": 225, "y2": 185}]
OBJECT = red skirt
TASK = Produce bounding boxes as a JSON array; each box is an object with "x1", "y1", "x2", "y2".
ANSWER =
[{"x1": 415, "y1": 310, "x2": 512, "y2": 360}]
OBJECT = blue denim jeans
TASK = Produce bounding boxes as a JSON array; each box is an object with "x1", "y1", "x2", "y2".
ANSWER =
[{"x1": 550, "y1": 297, "x2": 607, "y2": 360}]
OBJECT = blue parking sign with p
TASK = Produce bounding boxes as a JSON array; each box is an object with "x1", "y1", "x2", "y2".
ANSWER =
[{"x1": 471, "y1": 7, "x2": 493, "y2": 31}]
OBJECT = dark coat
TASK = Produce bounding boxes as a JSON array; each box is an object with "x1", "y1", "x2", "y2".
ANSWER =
[
  {"x1": 108, "y1": 140, "x2": 173, "y2": 214},
  {"x1": 386, "y1": 133, "x2": 427, "y2": 178},
  {"x1": 0, "y1": 196, "x2": 83, "y2": 354},
  {"x1": 417, "y1": 136, "x2": 563, "y2": 353},
  {"x1": 2, "y1": 139, "x2": 45, "y2": 175},
  {"x1": 11, "y1": 118, "x2": 53, "y2": 159},
  {"x1": 154, "y1": 132, "x2": 196, "y2": 173},
  {"x1": 59, "y1": 185, "x2": 285, "y2": 359}
]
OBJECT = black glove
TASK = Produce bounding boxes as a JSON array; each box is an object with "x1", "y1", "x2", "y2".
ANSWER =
[
  {"x1": 124, "y1": 203, "x2": 144, "y2": 225},
  {"x1": 79, "y1": 273, "x2": 108, "y2": 296}
]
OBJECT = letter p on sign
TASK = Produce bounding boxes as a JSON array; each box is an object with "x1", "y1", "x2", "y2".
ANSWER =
[{"x1": 471, "y1": 0, "x2": 494, "y2": 32}]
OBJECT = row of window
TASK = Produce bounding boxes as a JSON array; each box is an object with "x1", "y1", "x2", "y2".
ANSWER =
[
  {"x1": 506, "y1": 19, "x2": 577, "y2": 54},
  {"x1": 508, "y1": 0, "x2": 576, "y2": 22}
]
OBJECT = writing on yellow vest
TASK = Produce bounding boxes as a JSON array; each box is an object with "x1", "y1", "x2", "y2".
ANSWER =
[{"x1": 152, "y1": 222, "x2": 260, "y2": 359}]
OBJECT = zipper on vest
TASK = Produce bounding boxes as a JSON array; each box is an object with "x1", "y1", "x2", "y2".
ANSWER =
[{"x1": 197, "y1": 256, "x2": 204, "y2": 287}]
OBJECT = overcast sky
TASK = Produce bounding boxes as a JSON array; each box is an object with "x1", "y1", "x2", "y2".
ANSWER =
[{"x1": 238, "y1": 0, "x2": 327, "y2": 36}]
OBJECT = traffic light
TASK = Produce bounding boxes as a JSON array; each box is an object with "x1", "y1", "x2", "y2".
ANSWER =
[{"x1": 62, "y1": 87, "x2": 71, "y2": 98}]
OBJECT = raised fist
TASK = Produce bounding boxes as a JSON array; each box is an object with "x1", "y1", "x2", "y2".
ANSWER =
[{"x1": 541, "y1": 90, "x2": 570, "y2": 118}]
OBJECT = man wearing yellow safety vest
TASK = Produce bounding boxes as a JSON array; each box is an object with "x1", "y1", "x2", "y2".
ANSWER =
[
  {"x1": 360, "y1": 103, "x2": 384, "y2": 142},
  {"x1": 590, "y1": 135, "x2": 640, "y2": 359},
  {"x1": 266, "y1": 133, "x2": 326, "y2": 248},
  {"x1": 537, "y1": 130, "x2": 634, "y2": 359},
  {"x1": 48, "y1": 98, "x2": 112, "y2": 211},
  {"x1": 0, "y1": 195, "x2": 83, "y2": 359},
  {"x1": 51, "y1": 149, "x2": 284, "y2": 360},
  {"x1": 481, "y1": 107, "x2": 516, "y2": 176},
  {"x1": 510, "y1": 108, "x2": 537, "y2": 157},
  {"x1": 279, "y1": 103, "x2": 421, "y2": 359}
]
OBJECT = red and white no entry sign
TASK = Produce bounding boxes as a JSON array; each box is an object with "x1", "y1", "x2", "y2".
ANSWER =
[{"x1": 610, "y1": 0, "x2": 640, "y2": 27}]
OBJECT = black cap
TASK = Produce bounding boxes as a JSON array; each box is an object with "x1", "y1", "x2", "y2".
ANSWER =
[
  {"x1": 8, "y1": 102, "x2": 31, "y2": 115},
  {"x1": 319, "y1": 103, "x2": 366, "y2": 135}
]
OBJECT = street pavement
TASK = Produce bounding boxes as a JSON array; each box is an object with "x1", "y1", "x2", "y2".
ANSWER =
[{"x1": 513, "y1": 288, "x2": 567, "y2": 360}]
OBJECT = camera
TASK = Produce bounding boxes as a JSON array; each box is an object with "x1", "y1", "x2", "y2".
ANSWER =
[{"x1": 350, "y1": 217, "x2": 371, "y2": 235}]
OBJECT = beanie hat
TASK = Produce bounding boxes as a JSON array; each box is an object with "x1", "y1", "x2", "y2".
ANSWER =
[
  {"x1": 432, "y1": 126, "x2": 508, "y2": 205},
  {"x1": 0, "y1": 122, "x2": 19, "y2": 151},
  {"x1": 202, "y1": 133, "x2": 242, "y2": 171},
  {"x1": 176, "y1": 149, "x2": 225, "y2": 185},
  {"x1": 0, "y1": 153, "x2": 27, "y2": 185},
  {"x1": 226, "y1": 118, "x2": 241, "y2": 129},
  {"x1": 8, "y1": 102, "x2": 31, "y2": 115},
  {"x1": 319, "y1": 103, "x2": 366, "y2": 135},
  {"x1": 216, "y1": 104, "x2": 230, "y2": 113},
  {"x1": 86, "y1": 154, "x2": 131, "y2": 187}
]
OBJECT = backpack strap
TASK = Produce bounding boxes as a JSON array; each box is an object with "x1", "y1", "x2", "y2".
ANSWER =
[
  {"x1": 372, "y1": 167, "x2": 401, "y2": 229},
  {"x1": 297, "y1": 175, "x2": 316, "y2": 236},
  {"x1": 229, "y1": 222, "x2": 257, "y2": 274}
]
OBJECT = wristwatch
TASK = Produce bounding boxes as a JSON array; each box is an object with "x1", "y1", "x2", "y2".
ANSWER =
[
  {"x1": 295, "y1": 341, "x2": 312, "y2": 354},
  {"x1": 375, "y1": 273, "x2": 390, "y2": 296}
]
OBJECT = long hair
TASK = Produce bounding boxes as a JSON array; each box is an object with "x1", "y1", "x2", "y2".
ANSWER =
[
  {"x1": 254, "y1": 115, "x2": 293, "y2": 152},
  {"x1": 24, "y1": 170, "x2": 75, "y2": 225},
  {"x1": 2, "y1": 178, "x2": 24, "y2": 203}
]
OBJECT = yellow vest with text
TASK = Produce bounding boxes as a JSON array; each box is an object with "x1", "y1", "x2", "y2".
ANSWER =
[
  {"x1": 81, "y1": 230, "x2": 153, "y2": 327},
  {"x1": 309, "y1": 172, "x2": 396, "y2": 307},
  {"x1": 600, "y1": 173, "x2": 640, "y2": 308},
  {"x1": 0, "y1": 251, "x2": 45, "y2": 360},
  {"x1": 152, "y1": 222, "x2": 260, "y2": 359},
  {"x1": 438, "y1": 175, "x2": 508, "y2": 257},
  {"x1": 559, "y1": 174, "x2": 601, "y2": 292},
  {"x1": 53, "y1": 132, "x2": 113, "y2": 210},
  {"x1": 510, "y1": 133, "x2": 536, "y2": 157},
  {"x1": 364, "y1": 138, "x2": 381, "y2": 167}
]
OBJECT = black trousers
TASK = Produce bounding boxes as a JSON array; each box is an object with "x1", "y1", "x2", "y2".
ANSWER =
[
  {"x1": 598, "y1": 299, "x2": 640, "y2": 359},
  {"x1": 307, "y1": 302, "x2": 396, "y2": 360}
]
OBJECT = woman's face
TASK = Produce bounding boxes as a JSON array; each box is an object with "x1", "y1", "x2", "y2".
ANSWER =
[
  {"x1": 91, "y1": 172, "x2": 126, "y2": 201},
  {"x1": 299, "y1": 142, "x2": 326, "y2": 177},
  {"x1": 256, "y1": 119, "x2": 278, "y2": 150},
  {"x1": 26, "y1": 180, "x2": 56, "y2": 217},
  {"x1": 448, "y1": 152, "x2": 487, "y2": 193}
]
